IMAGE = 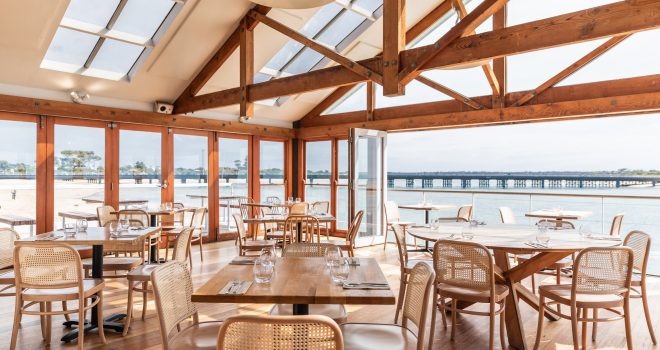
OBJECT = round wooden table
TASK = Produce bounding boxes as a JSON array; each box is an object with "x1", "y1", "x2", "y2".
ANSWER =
[{"x1": 408, "y1": 223, "x2": 622, "y2": 350}]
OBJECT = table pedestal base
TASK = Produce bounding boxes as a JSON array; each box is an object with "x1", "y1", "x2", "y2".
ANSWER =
[
  {"x1": 293, "y1": 304, "x2": 309, "y2": 315},
  {"x1": 61, "y1": 313, "x2": 126, "y2": 342}
]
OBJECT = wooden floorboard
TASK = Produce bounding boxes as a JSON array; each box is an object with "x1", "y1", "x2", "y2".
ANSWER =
[{"x1": 1, "y1": 241, "x2": 657, "y2": 349}]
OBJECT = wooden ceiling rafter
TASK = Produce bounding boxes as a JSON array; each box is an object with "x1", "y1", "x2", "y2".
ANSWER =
[
  {"x1": 396, "y1": 0, "x2": 508, "y2": 86},
  {"x1": 240, "y1": 17, "x2": 255, "y2": 118},
  {"x1": 491, "y1": 5, "x2": 506, "y2": 108},
  {"x1": 513, "y1": 34, "x2": 631, "y2": 107},
  {"x1": 174, "y1": 5, "x2": 271, "y2": 108},
  {"x1": 415, "y1": 75, "x2": 485, "y2": 110},
  {"x1": 248, "y1": 10, "x2": 384, "y2": 84},
  {"x1": 174, "y1": 0, "x2": 660, "y2": 115},
  {"x1": 382, "y1": 0, "x2": 406, "y2": 96}
]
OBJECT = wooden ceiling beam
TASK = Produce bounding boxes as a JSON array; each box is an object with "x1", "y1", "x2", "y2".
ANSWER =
[
  {"x1": 174, "y1": 0, "x2": 660, "y2": 114},
  {"x1": 303, "y1": 73, "x2": 660, "y2": 128},
  {"x1": 397, "y1": 0, "x2": 508, "y2": 86},
  {"x1": 249, "y1": 10, "x2": 383, "y2": 84},
  {"x1": 240, "y1": 18, "x2": 254, "y2": 118},
  {"x1": 297, "y1": 90, "x2": 660, "y2": 139},
  {"x1": 0, "y1": 94, "x2": 294, "y2": 138},
  {"x1": 366, "y1": 81, "x2": 375, "y2": 121},
  {"x1": 174, "y1": 5, "x2": 270, "y2": 105},
  {"x1": 382, "y1": 0, "x2": 406, "y2": 96},
  {"x1": 415, "y1": 76, "x2": 486, "y2": 110},
  {"x1": 492, "y1": 5, "x2": 507, "y2": 108},
  {"x1": 513, "y1": 34, "x2": 631, "y2": 107}
]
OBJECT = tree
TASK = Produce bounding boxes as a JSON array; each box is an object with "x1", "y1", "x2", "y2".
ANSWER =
[
  {"x1": 59, "y1": 150, "x2": 101, "y2": 174},
  {"x1": 132, "y1": 161, "x2": 146, "y2": 174}
]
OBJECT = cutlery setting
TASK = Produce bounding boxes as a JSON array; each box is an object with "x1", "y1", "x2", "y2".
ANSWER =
[
  {"x1": 342, "y1": 281, "x2": 389, "y2": 290},
  {"x1": 220, "y1": 280, "x2": 252, "y2": 295},
  {"x1": 525, "y1": 241, "x2": 548, "y2": 248}
]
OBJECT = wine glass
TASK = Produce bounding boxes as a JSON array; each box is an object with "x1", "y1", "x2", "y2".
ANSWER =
[
  {"x1": 76, "y1": 219, "x2": 88, "y2": 232},
  {"x1": 325, "y1": 246, "x2": 341, "y2": 267},
  {"x1": 109, "y1": 222, "x2": 121, "y2": 238},
  {"x1": 119, "y1": 219, "x2": 130, "y2": 232},
  {"x1": 253, "y1": 259, "x2": 274, "y2": 284},
  {"x1": 331, "y1": 257, "x2": 350, "y2": 285},
  {"x1": 536, "y1": 222, "x2": 550, "y2": 246},
  {"x1": 579, "y1": 225, "x2": 591, "y2": 239},
  {"x1": 64, "y1": 223, "x2": 76, "y2": 237}
]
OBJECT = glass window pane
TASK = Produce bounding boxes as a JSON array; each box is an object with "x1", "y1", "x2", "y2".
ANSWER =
[
  {"x1": 260, "y1": 141, "x2": 285, "y2": 202},
  {"x1": 305, "y1": 141, "x2": 332, "y2": 204},
  {"x1": 376, "y1": 79, "x2": 447, "y2": 108},
  {"x1": 83, "y1": 39, "x2": 144, "y2": 80},
  {"x1": 353, "y1": 0, "x2": 383, "y2": 14},
  {"x1": 0, "y1": 120, "x2": 36, "y2": 237},
  {"x1": 336, "y1": 140, "x2": 349, "y2": 230},
  {"x1": 324, "y1": 83, "x2": 367, "y2": 115},
  {"x1": 119, "y1": 130, "x2": 161, "y2": 209},
  {"x1": 173, "y1": 134, "x2": 208, "y2": 234},
  {"x1": 422, "y1": 66, "x2": 492, "y2": 98},
  {"x1": 282, "y1": 48, "x2": 324, "y2": 75},
  {"x1": 219, "y1": 137, "x2": 249, "y2": 232},
  {"x1": 110, "y1": 0, "x2": 175, "y2": 44},
  {"x1": 62, "y1": 0, "x2": 119, "y2": 32},
  {"x1": 316, "y1": 10, "x2": 365, "y2": 47},
  {"x1": 54, "y1": 125, "x2": 105, "y2": 229},
  {"x1": 41, "y1": 28, "x2": 98, "y2": 73}
]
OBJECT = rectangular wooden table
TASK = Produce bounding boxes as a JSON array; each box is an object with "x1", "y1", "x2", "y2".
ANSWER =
[
  {"x1": 192, "y1": 257, "x2": 395, "y2": 315},
  {"x1": 58, "y1": 210, "x2": 98, "y2": 228},
  {"x1": 398, "y1": 203, "x2": 457, "y2": 224},
  {"x1": 16, "y1": 226, "x2": 160, "y2": 341},
  {"x1": 525, "y1": 209, "x2": 592, "y2": 227}
]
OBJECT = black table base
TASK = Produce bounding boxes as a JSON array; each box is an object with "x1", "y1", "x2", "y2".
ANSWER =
[
  {"x1": 61, "y1": 314, "x2": 126, "y2": 342},
  {"x1": 293, "y1": 304, "x2": 309, "y2": 315}
]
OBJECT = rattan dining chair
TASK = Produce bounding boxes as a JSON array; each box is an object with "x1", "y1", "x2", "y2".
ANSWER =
[
  {"x1": 609, "y1": 213, "x2": 624, "y2": 236},
  {"x1": 329, "y1": 210, "x2": 364, "y2": 257},
  {"x1": 384, "y1": 201, "x2": 416, "y2": 251},
  {"x1": 0, "y1": 228, "x2": 19, "y2": 297},
  {"x1": 290, "y1": 202, "x2": 309, "y2": 215},
  {"x1": 123, "y1": 228, "x2": 194, "y2": 336},
  {"x1": 118, "y1": 209, "x2": 161, "y2": 262},
  {"x1": 152, "y1": 261, "x2": 223, "y2": 350},
  {"x1": 498, "y1": 207, "x2": 516, "y2": 224},
  {"x1": 533, "y1": 246, "x2": 634, "y2": 350},
  {"x1": 233, "y1": 213, "x2": 276, "y2": 256},
  {"x1": 270, "y1": 242, "x2": 347, "y2": 323},
  {"x1": 11, "y1": 243, "x2": 106, "y2": 350},
  {"x1": 218, "y1": 314, "x2": 344, "y2": 350},
  {"x1": 97, "y1": 205, "x2": 117, "y2": 227},
  {"x1": 341, "y1": 262, "x2": 434, "y2": 350},
  {"x1": 429, "y1": 240, "x2": 509, "y2": 350},
  {"x1": 392, "y1": 224, "x2": 431, "y2": 323},
  {"x1": 284, "y1": 215, "x2": 321, "y2": 244},
  {"x1": 312, "y1": 201, "x2": 331, "y2": 239},
  {"x1": 435, "y1": 205, "x2": 473, "y2": 223},
  {"x1": 188, "y1": 207, "x2": 207, "y2": 265},
  {"x1": 618, "y1": 231, "x2": 656, "y2": 344}
]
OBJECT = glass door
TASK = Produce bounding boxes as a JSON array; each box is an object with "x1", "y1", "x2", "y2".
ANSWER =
[{"x1": 349, "y1": 128, "x2": 387, "y2": 245}]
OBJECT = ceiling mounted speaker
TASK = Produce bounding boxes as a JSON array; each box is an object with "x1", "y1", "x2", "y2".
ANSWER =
[{"x1": 251, "y1": 0, "x2": 334, "y2": 9}]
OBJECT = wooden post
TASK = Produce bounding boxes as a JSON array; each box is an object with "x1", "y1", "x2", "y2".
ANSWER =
[
  {"x1": 492, "y1": 5, "x2": 507, "y2": 108},
  {"x1": 366, "y1": 81, "x2": 376, "y2": 121},
  {"x1": 240, "y1": 18, "x2": 254, "y2": 119},
  {"x1": 383, "y1": 0, "x2": 405, "y2": 96}
]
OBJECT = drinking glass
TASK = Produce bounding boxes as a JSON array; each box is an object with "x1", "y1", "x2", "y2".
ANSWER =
[
  {"x1": 260, "y1": 246, "x2": 276, "y2": 263},
  {"x1": 76, "y1": 219, "x2": 88, "y2": 232},
  {"x1": 536, "y1": 222, "x2": 550, "y2": 246},
  {"x1": 331, "y1": 257, "x2": 350, "y2": 285},
  {"x1": 579, "y1": 225, "x2": 591, "y2": 239},
  {"x1": 253, "y1": 259, "x2": 274, "y2": 284},
  {"x1": 288, "y1": 197, "x2": 294, "y2": 204},
  {"x1": 119, "y1": 219, "x2": 130, "y2": 232},
  {"x1": 325, "y1": 245, "x2": 341, "y2": 267},
  {"x1": 461, "y1": 227, "x2": 474, "y2": 240},
  {"x1": 64, "y1": 223, "x2": 76, "y2": 237},
  {"x1": 109, "y1": 222, "x2": 121, "y2": 238}
]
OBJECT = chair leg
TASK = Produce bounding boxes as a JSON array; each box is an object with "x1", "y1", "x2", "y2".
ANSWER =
[
  {"x1": 123, "y1": 281, "x2": 135, "y2": 336},
  {"x1": 581, "y1": 308, "x2": 588, "y2": 350},
  {"x1": 531, "y1": 273, "x2": 536, "y2": 294},
  {"x1": 450, "y1": 298, "x2": 457, "y2": 341},
  {"x1": 97, "y1": 295, "x2": 106, "y2": 344},
  {"x1": 489, "y1": 304, "x2": 495, "y2": 350},
  {"x1": 77, "y1": 299, "x2": 85, "y2": 350},
  {"x1": 10, "y1": 298, "x2": 22, "y2": 350},
  {"x1": 188, "y1": 242, "x2": 193, "y2": 268},
  {"x1": 383, "y1": 227, "x2": 389, "y2": 250},
  {"x1": 534, "y1": 297, "x2": 546, "y2": 350},
  {"x1": 556, "y1": 268, "x2": 562, "y2": 314},
  {"x1": 394, "y1": 272, "x2": 406, "y2": 323},
  {"x1": 39, "y1": 302, "x2": 46, "y2": 339},
  {"x1": 570, "y1": 305, "x2": 580, "y2": 350},
  {"x1": 592, "y1": 308, "x2": 598, "y2": 342},
  {"x1": 45, "y1": 302, "x2": 52, "y2": 346},
  {"x1": 141, "y1": 281, "x2": 148, "y2": 320},
  {"x1": 439, "y1": 295, "x2": 448, "y2": 329},
  {"x1": 164, "y1": 236, "x2": 170, "y2": 262},
  {"x1": 62, "y1": 301, "x2": 70, "y2": 322},
  {"x1": 641, "y1": 280, "x2": 658, "y2": 344},
  {"x1": 624, "y1": 298, "x2": 634, "y2": 350},
  {"x1": 428, "y1": 287, "x2": 438, "y2": 350},
  {"x1": 198, "y1": 237, "x2": 204, "y2": 262},
  {"x1": 499, "y1": 307, "x2": 506, "y2": 350}
]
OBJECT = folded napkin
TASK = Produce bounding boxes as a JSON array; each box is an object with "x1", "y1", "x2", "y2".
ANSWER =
[
  {"x1": 230, "y1": 258, "x2": 257, "y2": 265},
  {"x1": 219, "y1": 280, "x2": 252, "y2": 295},
  {"x1": 36, "y1": 235, "x2": 60, "y2": 241},
  {"x1": 587, "y1": 235, "x2": 622, "y2": 241},
  {"x1": 342, "y1": 282, "x2": 389, "y2": 290}
]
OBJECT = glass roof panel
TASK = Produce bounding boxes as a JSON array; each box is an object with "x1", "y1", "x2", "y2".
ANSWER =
[
  {"x1": 353, "y1": 0, "x2": 383, "y2": 14},
  {"x1": 282, "y1": 48, "x2": 324, "y2": 76},
  {"x1": 83, "y1": 39, "x2": 144, "y2": 80},
  {"x1": 41, "y1": 27, "x2": 99, "y2": 73},
  {"x1": 301, "y1": 3, "x2": 344, "y2": 37},
  {"x1": 62, "y1": 0, "x2": 120, "y2": 32},
  {"x1": 110, "y1": 0, "x2": 175, "y2": 44},
  {"x1": 264, "y1": 41, "x2": 305, "y2": 73},
  {"x1": 316, "y1": 10, "x2": 366, "y2": 47},
  {"x1": 323, "y1": 83, "x2": 367, "y2": 114}
]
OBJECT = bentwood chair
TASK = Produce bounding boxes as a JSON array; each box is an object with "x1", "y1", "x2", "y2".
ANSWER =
[
  {"x1": 498, "y1": 207, "x2": 516, "y2": 224},
  {"x1": 435, "y1": 205, "x2": 473, "y2": 223},
  {"x1": 392, "y1": 224, "x2": 431, "y2": 323},
  {"x1": 0, "y1": 228, "x2": 19, "y2": 297},
  {"x1": 118, "y1": 209, "x2": 160, "y2": 262},
  {"x1": 270, "y1": 242, "x2": 347, "y2": 323},
  {"x1": 97, "y1": 205, "x2": 117, "y2": 227},
  {"x1": 311, "y1": 201, "x2": 331, "y2": 239},
  {"x1": 341, "y1": 262, "x2": 434, "y2": 350},
  {"x1": 123, "y1": 228, "x2": 194, "y2": 336},
  {"x1": 233, "y1": 213, "x2": 276, "y2": 256},
  {"x1": 330, "y1": 210, "x2": 364, "y2": 257},
  {"x1": 384, "y1": 201, "x2": 416, "y2": 250},
  {"x1": 11, "y1": 243, "x2": 106, "y2": 350},
  {"x1": 218, "y1": 315, "x2": 344, "y2": 350},
  {"x1": 429, "y1": 240, "x2": 509, "y2": 350},
  {"x1": 618, "y1": 231, "x2": 656, "y2": 344},
  {"x1": 609, "y1": 213, "x2": 624, "y2": 236},
  {"x1": 289, "y1": 202, "x2": 309, "y2": 215},
  {"x1": 188, "y1": 207, "x2": 207, "y2": 265},
  {"x1": 152, "y1": 261, "x2": 222, "y2": 350},
  {"x1": 533, "y1": 246, "x2": 634, "y2": 350},
  {"x1": 284, "y1": 215, "x2": 321, "y2": 244}
]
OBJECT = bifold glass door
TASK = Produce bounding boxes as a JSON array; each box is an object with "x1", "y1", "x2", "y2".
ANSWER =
[{"x1": 349, "y1": 128, "x2": 387, "y2": 246}]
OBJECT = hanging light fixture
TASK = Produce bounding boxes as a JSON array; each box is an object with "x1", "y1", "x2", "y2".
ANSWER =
[{"x1": 250, "y1": 0, "x2": 334, "y2": 9}]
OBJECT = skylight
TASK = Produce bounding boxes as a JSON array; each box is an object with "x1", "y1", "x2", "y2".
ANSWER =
[
  {"x1": 41, "y1": 0, "x2": 183, "y2": 81},
  {"x1": 257, "y1": 0, "x2": 384, "y2": 107}
]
